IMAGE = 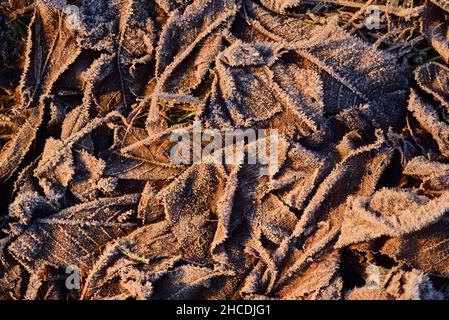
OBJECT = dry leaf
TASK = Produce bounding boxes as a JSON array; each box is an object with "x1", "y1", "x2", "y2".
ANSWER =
[
  {"x1": 345, "y1": 268, "x2": 442, "y2": 300},
  {"x1": 145, "y1": 0, "x2": 240, "y2": 128},
  {"x1": 82, "y1": 220, "x2": 182, "y2": 299},
  {"x1": 160, "y1": 163, "x2": 230, "y2": 264},
  {"x1": 408, "y1": 89, "x2": 449, "y2": 157},
  {"x1": 7, "y1": 194, "x2": 140, "y2": 277},
  {"x1": 259, "y1": 0, "x2": 301, "y2": 14},
  {"x1": 422, "y1": 4, "x2": 449, "y2": 63},
  {"x1": 104, "y1": 125, "x2": 186, "y2": 181},
  {"x1": 337, "y1": 188, "x2": 449, "y2": 247},
  {"x1": 415, "y1": 62, "x2": 449, "y2": 109},
  {"x1": 382, "y1": 219, "x2": 449, "y2": 277},
  {"x1": 2, "y1": 0, "x2": 449, "y2": 301}
]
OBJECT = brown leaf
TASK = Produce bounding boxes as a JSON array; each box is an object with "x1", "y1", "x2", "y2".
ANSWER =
[
  {"x1": 160, "y1": 163, "x2": 229, "y2": 264},
  {"x1": 104, "y1": 125, "x2": 186, "y2": 181},
  {"x1": 78, "y1": 0, "x2": 154, "y2": 64},
  {"x1": 337, "y1": 188, "x2": 449, "y2": 247},
  {"x1": 150, "y1": 265, "x2": 230, "y2": 300},
  {"x1": 81, "y1": 220, "x2": 182, "y2": 300},
  {"x1": 274, "y1": 247, "x2": 341, "y2": 299},
  {"x1": 430, "y1": 0, "x2": 449, "y2": 12},
  {"x1": 145, "y1": 0, "x2": 240, "y2": 128},
  {"x1": 422, "y1": 5, "x2": 449, "y2": 63},
  {"x1": 407, "y1": 88, "x2": 449, "y2": 157},
  {"x1": 270, "y1": 143, "x2": 329, "y2": 211},
  {"x1": 0, "y1": 260, "x2": 23, "y2": 300},
  {"x1": 206, "y1": 22, "x2": 408, "y2": 146},
  {"x1": 2, "y1": 0, "x2": 449, "y2": 301},
  {"x1": 0, "y1": 105, "x2": 44, "y2": 182},
  {"x1": 19, "y1": 0, "x2": 81, "y2": 110},
  {"x1": 415, "y1": 62, "x2": 449, "y2": 109},
  {"x1": 243, "y1": 0, "x2": 313, "y2": 43},
  {"x1": 207, "y1": 42, "x2": 285, "y2": 128},
  {"x1": 259, "y1": 0, "x2": 301, "y2": 14},
  {"x1": 0, "y1": 0, "x2": 81, "y2": 182},
  {"x1": 404, "y1": 156, "x2": 449, "y2": 195},
  {"x1": 382, "y1": 220, "x2": 449, "y2": 277},
  {"x1": 7, "y1": 194, "x2": 140, "y2": 277},
  {"x1": 345, "y1": 268, "x2": 442, "y2": 300}
]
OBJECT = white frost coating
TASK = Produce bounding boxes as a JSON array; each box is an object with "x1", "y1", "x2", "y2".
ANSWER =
[
  {"x1": 63, "y1": 5, "x2": 82, "y2": 31},
  {"x1": 42, "y1": 0, "x2": 82, "y2": 31}
]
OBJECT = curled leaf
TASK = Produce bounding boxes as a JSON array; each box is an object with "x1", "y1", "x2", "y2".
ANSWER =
[
  {"x1": 422, "y1": 4, "x2": 449, "y2": 63},
  {"x1": 338, "y1": 188, "x2": 449, "y2": 247}
]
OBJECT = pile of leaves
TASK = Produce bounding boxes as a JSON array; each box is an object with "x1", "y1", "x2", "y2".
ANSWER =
[{"x1": 1, "y1": 0, "x2": 449, "y2": 300}]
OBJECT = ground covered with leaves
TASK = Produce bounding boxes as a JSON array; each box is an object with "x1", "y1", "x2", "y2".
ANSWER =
[{"x1": 1, "y1": 0, "x2": 449, "y2": 300}]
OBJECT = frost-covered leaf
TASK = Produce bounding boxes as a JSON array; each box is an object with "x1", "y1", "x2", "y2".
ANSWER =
[
  {"x1": 0, "y1": 235, "x2": 25, "y2": 299},
  {"x1": 403, "y1": 156, "x2": 449, "y2": 178},
  {"x1": 0, "y1": 105, "x2": 44, "y2": 182},
  {"x1": 288, "y1": 135, "x2": 394, "y2": 243},
  {"x1": 207, "y1": 42, "x2": 285, "y2": 128},
  {"x1": 243, "y1": 0, "x2": 313, "y2": 43},
  {"x1": 345, "y1": 268, "x2": 442, "y2": 300},
  {"x1": 207, "y1": 24, "x2": 408, "y2": 145},
  {"x1": 235, "y1": 136, "x2": 393, "y2": 298},
  {"x1": 292, "y1": 23, "x2": 408, "y2": 133},
  {"x1": 82, "y1": 220, "x2": 182, "y2": 300},
  {"x1": 7, "y1": 194, "x2": 140, "y2": 276},
  {"x1": 271, "y1": 143, "x2": 329, "y2": 211},
  {"x1": 155, "y1": 0, "x2": 237, "y2": 85},
  {"x1": 34, "y1": 137, "x2": 75, "y2": 202},
  {"x1": 430, "y1": 0, "x2": 449, "y2": 12},
  {"x1": 422, "y1": 5, "x2": 449, "y2": 63},
  {"x1": 274, "y1": 247, "x2": 341, "y2": 300},
  {"x1": 72, "y1": 0, "x2": 156, "y2": 113},
  {"x1": 382, "y1": 220, "x2": 449, "y2": 277},
  {"x1": 160, "y1": 163, "x2": 230, "y2": 264},
  {"x1": 78, "y1": 0, "x2": 155, "y2": 64},
  {"x1": 83, "y1": 220, "x2": 230, "y2": 300},
  {"x1": 33, "y1": 111, "x2": 114, "y2": 203},
  {"x1": 0, "y1": 0, "x2": 80, "y2": 182},
  {"x1": 146, "y1": 0, "x2": 239, "y2": 127},
  {"x1": 258, "y1": 0, "x2": 301, "y2": 14},
  {"x1": 104, "y1": 125, "x2": 186, "y2": 181},
  {"x1": 69, "y1": 150, "x2": 112, "y2": 201},
  {"x1": 61, "y1": 105, "x2": 91, "y2": 142},
  {"x1": 19, "y1": 0, "x2": 81, "y2": 110},
  {"x1": 137, "y1": 181, "x2": 165, "y2": 224},
  {"x1": 404, "y1": 156, "x2": 449, "y2": 195},
  {"x1": 240, "y1": 137, "x2": 394, "y2": 298},
  {"x1": 407, "y1": 89, "x2": 449, "y2": 157},
  {"x1": 0, "y1": 262, "x2": 23, "y2": 300},
  {"x1": 2, "y1": 0, "x2": 449, "y2": 301},
  {"x1": 7, "y1": 180, "x2": 56, "y2": 240},
  {"x1": 150, "y1": 265, "x2": 230, "y2": 300},
  {"x1": 337, "y1": 188, "x2": 449, "y2": 247},
  {"x1": 252, "y1": 194, "x2": 297, "y2": 247},
  {"x1": 415, "y1": 62, "x2": 449, "y2": 109}
]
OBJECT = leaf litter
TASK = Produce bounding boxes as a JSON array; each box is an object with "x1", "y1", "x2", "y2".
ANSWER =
[{"x1": 1, "y1": 0, "x2": 449, "y2": 300}]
